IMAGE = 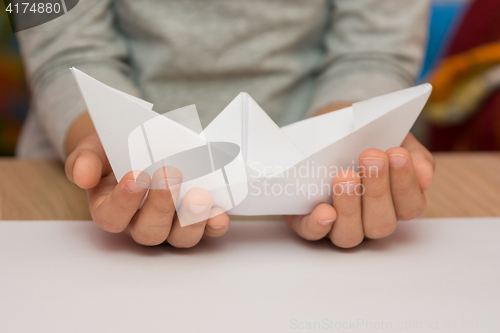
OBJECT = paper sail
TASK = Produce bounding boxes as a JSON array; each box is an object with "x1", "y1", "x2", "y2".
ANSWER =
[{"x1": 71, "y1": 67, "x2": 432, "y2": 226}]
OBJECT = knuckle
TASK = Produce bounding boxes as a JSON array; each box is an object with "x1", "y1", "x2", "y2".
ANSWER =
[
  {"x1": 336, "y1": 204, "x2": 361, "y2": 219},
  {"x1": 168, "y1": 238, "x2": 200, "y2": 249},
  {"x1": 297, "y1": 219, "x2": 327, "y2": 241},
  {"x1": 390, "y1": 179, "x2": 414, "y2": 193},
  {"x1": 206, "y1": 227, "x2": 229, "y2": 238},
  {"x1": 93, "y1": 215, "x2": 125, "y2": 233},
  {"x1": 365, "y1": 222, "x2": 397, "y2": 239},
  {"x1": 331, "y1": 235, "x2": 364, "y2": 249},
  {"x1": 150, "y1": 192, "x2": 176, "y2": 214},
  {"x1": 132, "y1": 233, "x2": 167, "y2": 247},
  {"x1": 302, "y1": 234, "x2": 323, "y2": 241},
  {"x1": 299, "y1": 228, "x2": 326, "y2": 241},
  {"x1": 363, "y1": 184, "x2": 390, "y2": 199},
  {"x1": 115, "y1": 194, "x2": 139, "y2": 213},
  {"x1": 130, "y1": 219, "x2": 171, "y2": 246},
  {"x1": 397, "y1": 205, "x2": 426, "y2": 221}
]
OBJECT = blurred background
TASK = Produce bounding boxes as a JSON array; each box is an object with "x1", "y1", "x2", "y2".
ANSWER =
[{"x1": 0, "y1": 0, "x2": 498, "y2": 156}]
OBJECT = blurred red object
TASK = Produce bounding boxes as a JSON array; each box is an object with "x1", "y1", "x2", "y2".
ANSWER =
[
  {"x1": 0, "y1": 19, "x2": 30, "y2": 156},
  {"x1": 427, "y1": 0, "x2": 500, "y2": 151}
]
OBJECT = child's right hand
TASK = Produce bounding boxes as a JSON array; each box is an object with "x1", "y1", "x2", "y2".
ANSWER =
[{"x1": 65, "y1": 123, "x2": 231, "y2": 247}]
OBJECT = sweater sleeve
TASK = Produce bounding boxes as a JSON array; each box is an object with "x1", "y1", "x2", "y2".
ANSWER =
[
  {"x1": 16, "y1": 0, "x2": 140, "y2": 160},
  {"x1": 309, "y1": 0, "x2": 430, "y2": 114}
]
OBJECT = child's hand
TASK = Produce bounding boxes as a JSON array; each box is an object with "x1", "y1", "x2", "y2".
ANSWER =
[
  {"x1": 65, "y1": 132, "x2": 230, "y2": 247},
  {"x1": 284, "y1": 132, "x2": 435, "y2": 248}
]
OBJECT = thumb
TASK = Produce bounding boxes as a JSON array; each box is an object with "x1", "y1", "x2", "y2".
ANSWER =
[{"x1": 65, "y1": 133, "x2": 111, "y2": 189}]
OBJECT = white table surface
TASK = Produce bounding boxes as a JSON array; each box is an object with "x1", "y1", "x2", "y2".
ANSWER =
[{"x1": 0, "y1": 218, "x2": 499, "y2": 333}]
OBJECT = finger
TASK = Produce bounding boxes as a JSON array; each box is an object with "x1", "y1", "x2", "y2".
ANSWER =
[
  {"x1": 401, "y1": 133, "x2": 436, "y2": 170},
  {"x1": 88, "y1": 170, "x2": 150, "y2": 233},
  {"x1": 204, "y1": 207, "x2": 231, "y2": 238},
  {"x1": 401, "y1": 133, "x2": 435, "y2": 191},
  {"x1": 386, "y1": 147, "x2": 427, "y2": 221},
  {"x1": 167, "y1": 187, "x2": 212, "y2": 248},
  {"x1": 65, "y1": 133, "x2": 111, "y2": 189},
  {"x1": 71, "y1": 150, "x2": 104, "y2": 189},
  {"x1": 329, "y1": 170, "x2": 364, "y2": 248},
  {"x1": 410, "y1": 150, "x2": 435, "y2": 192},
  {"x1": 359, "y1": 149, "x2": 397, "y2": 239},
  {"x1": 284, "y1": 203, "x2": 337, "y2": 241},
  {"x1": 128, "y1": 166, "x2": 182, "y2": 246}
]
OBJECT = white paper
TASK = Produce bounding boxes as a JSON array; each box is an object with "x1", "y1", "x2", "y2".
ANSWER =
[
  {"x1": 71, "y1": 68, "x2": 432, "y2": 219},
  {"x1": 0, "y1": 218, "x2": 498, "y2": 333}
]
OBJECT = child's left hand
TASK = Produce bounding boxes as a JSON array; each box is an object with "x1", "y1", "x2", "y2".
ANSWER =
[{"x1": 284, "y1": 132, "x2": 435, "y2": 248}]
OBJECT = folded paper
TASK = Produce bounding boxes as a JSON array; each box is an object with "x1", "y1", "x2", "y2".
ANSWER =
[{"x1": 71, "y1": 68, "x2": 432, "y2": 225}]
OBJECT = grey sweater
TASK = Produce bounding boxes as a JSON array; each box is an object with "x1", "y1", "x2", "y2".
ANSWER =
[{"x1": 16, "y1": 0, "x2": 429, "y2": 160}]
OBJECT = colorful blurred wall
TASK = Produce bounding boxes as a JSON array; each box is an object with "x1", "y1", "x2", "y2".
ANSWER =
[
  {"x1": 0, "y1": 13, "x2": 29, "y2": 156},
  {"x1": 423, "y1": 0, "x2": 500, "y2": 151}
]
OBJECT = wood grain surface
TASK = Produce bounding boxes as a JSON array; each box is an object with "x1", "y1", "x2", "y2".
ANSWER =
[{"x1": 1, "y1": 153, "x2": 499, "y2": 220}]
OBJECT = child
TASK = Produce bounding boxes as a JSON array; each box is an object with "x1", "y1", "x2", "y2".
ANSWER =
[{"x1": 15, "y1": 0, "x2": 435, "y2": 248}]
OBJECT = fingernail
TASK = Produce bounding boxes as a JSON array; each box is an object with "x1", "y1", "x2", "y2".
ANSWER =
[
  {"x1": 186, "y1": 203, "x2": 210, "y2": 214},
  {"x1": 318, "y1": 219, "x2": 335, "y2": 226},
  {"x1": 207, "y1": 224, "x2": 224, "y2": 230},
  {"x1": 361, "y1": 158, "x2": 386, "y2": 176},
  {"x1": 156, "y1": 178, "x2": 181, "y2": 190},
  {"x1": 126, "y1": 180, "x2": 148, "y2": 193},
  {"x1": 388, "y1": 154, "x2": 408, "y2": 168}
]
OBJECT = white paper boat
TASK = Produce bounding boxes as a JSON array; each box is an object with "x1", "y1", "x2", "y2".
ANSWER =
[{"x1": 71, "y1": 68, "x2": 432, "y2": 222}]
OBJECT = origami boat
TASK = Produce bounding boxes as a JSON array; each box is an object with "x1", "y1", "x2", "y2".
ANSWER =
[{"x1": 72, "y1": 68, "x2": 432, "y2": 225}]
